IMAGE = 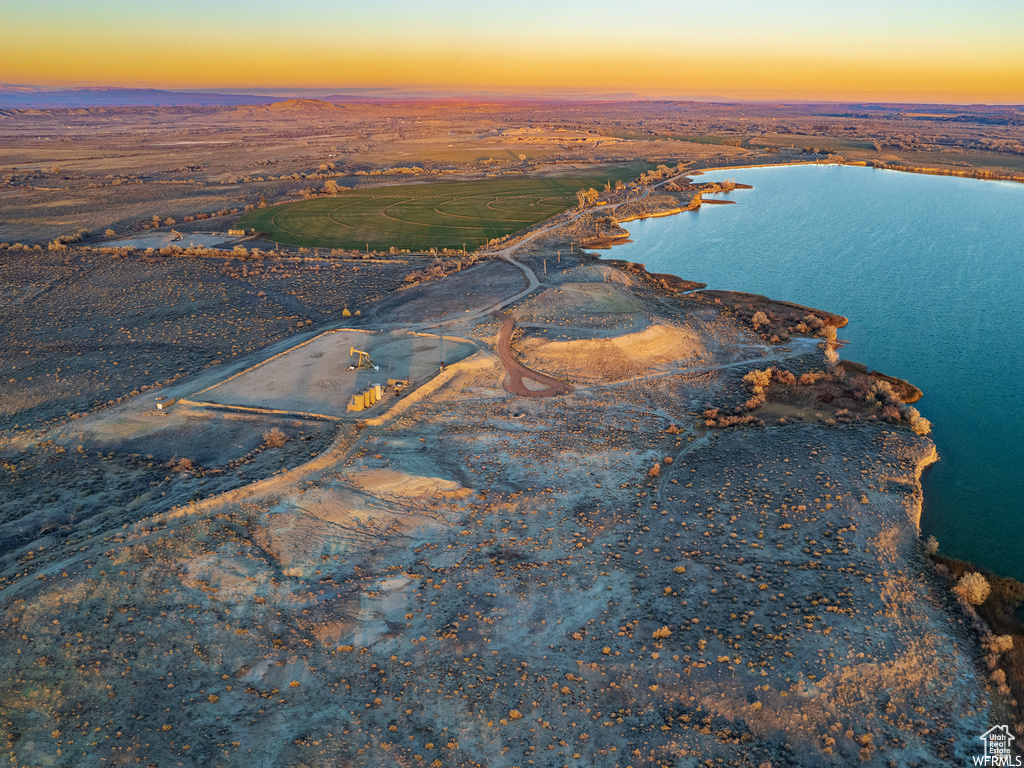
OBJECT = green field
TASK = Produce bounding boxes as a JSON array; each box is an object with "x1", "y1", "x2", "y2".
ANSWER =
[{"x1": 238, "y1": 168, "x2": 644, "y2": 251}]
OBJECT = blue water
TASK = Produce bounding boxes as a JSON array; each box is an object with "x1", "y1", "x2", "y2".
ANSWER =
[{"x1": 611, "y1": 164, "x2": 1024, "y2": 580}]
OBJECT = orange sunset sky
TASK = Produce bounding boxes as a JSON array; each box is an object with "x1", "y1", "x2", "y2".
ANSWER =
[{"x1": 3, "y1": 0, "x2": 1023, "y2": 102}]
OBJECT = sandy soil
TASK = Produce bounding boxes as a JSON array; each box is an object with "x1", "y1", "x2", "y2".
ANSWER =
[
  {"x1": 518, "y1": 323, "x2": 704, "y2": 385},
  {"x1": 196, "y1": 329, "x2": 476, "y2": 418}
]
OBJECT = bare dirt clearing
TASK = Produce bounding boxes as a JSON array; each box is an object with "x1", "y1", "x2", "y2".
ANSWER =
[{"x1": 195, "y1": 329, "x2": 476, "y2": 418}]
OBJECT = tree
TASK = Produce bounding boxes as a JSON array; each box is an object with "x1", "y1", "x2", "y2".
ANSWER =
[
  {"x1": 742, "y1": 368, "x2": 773, "y2": 395},
  {"x1": 906, "y1": 407, "x2": 932, "y2": 436},
  {"x1": 824, "y1": 345, "x2": 840, "y2": 368},
  {"x1": 953, "y1": 572, "x2": 990, "y2": 605}
]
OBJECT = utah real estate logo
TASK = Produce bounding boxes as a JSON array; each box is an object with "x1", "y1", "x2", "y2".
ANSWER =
[{"x1": 975, "y1": 725, "x2": 1020, "y2": 766}]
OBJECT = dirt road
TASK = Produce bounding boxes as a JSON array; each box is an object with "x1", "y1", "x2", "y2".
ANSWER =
[{"x1": 494, "y1": 312, "x2": 573, "y2": 397}]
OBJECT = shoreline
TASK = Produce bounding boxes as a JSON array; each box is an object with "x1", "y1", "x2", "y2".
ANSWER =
[
  {"x1": 588, "y1": 167, "x2": 999, "y2": 564},
  {"x1": 691, "y1": 158, "x2": 1024, "y2": 184}
]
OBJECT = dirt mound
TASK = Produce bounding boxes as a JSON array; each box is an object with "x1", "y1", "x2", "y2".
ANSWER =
[
  {"x1": 346, "y1": 469, "x2": 471, "y2": 498},
  {"x1": 519, "y1": 323, "x2": 704, "y2": 383}
]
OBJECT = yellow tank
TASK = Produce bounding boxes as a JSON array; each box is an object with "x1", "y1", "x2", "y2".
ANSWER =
[{"x1": 347, "y1": 395, "x2": 364, "y2": 412}]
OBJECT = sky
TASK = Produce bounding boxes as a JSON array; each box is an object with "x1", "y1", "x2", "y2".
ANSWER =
[{"x1": 3, "y1": 0, "x2": 1023, "y2": 102}]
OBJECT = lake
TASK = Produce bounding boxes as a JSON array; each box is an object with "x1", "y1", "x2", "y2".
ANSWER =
[{"x1": 609, "y1": 164, "x2": 1024, "y2": 581}]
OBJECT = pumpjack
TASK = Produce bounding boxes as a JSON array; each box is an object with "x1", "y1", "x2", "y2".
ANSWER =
[{"x1": 349, "y1": 347, "x2": 379, "y2": 371}]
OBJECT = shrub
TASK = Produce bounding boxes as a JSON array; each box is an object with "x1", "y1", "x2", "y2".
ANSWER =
[
  {"x1": 652, "y1": 626, "x2": 672, "y2": 639},
  {"x1": 263, "y1": 427, "x2": 288, "y2": 448},
  {"x1": 648, "y1": 462, "x2": 661, "y2": 478},
  {"x1": 866, "y1": 381, "x2": 898, "y2": 407},
  {"x1": 906, "y1": 407, "x2": 932, "y2": 435},
  {"x1": 924, "y1": 535, "x2": 939, "y2": 556},
  {"x1": 169, "y1": 457, "x2": 193, "y2": 472},
  {"x1": 953, "y1": 572, "x2": 991, "y2": 605},
  {"x1": 751, "y1": 310, "x2": 769, "y2": 329},
  {"x1": 104, "y1": 228, "x2": 115, "y2": 237},
  {"x1": 742, "y1": 368, "x2": 773, "y2": 394},
  {"x1": 824, "y1": 345, "x2": 840, "y2": 368}
]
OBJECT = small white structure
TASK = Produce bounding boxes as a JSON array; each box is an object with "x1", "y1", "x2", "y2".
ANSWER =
[{"x1": 155, "y1": 397, "x2": 177, "y2": 410}]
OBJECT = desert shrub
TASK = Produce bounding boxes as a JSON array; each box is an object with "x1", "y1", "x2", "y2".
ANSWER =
[
  {"x1": 954, "y1": 572, "x2": 991, "y2": 605},
  {"x1": 751, "y1": 310, "x2": 769, "y2": 329},
  {"x1": 263, "y1": 427, "x2": 288, "y2": 448},
  {"x1": 169, "y1": 457, "x2": 194, "y2": 472},
  {"x1": 906, "y1": 407, "x2": 932, "y2": 435},
  {"x1": 652, "y1": 626, "x2": 672, "y2": 639},
  {"x1": 648, "y1": 462, "x2": 661, "y2": 478},
  {"x1": 742, "y1": 394, "x2": 766, "y2": 410},
  {"x1": 742, "y1": 368, "x2": 773, "y2": 394},
  {"x1": 104, "y1": 228, "x2": 115, "y2": 237},
  {"x1": 866, "y1": 381, "x2": 898, "y2": 407},
  {"x1": 924, "y1": 535, "x2": 939, "y2": 556},
  {"x1": 818, "y1": 325, "x2": 837, "y2": 342},
  {"x1": 799, "y1": 372, "x2": 823, "y2": 385},
  {"x1": 992, "y1": 668, "x2": 1011, "y2": 695},
  {"x1": 816, "y1": 383, "x2": 841, "y2": 404},
  {"x1": 824, "y1": 345, "x2": 840, "y2": 368},
  {"x1": 882, "y1": 405, "x2": 902, "y2": 422},
  {"x1": 772, "y1": 368, "x2": 797, "y2": 385},
  {"x1": 803, "y1": 314, "x2": 824, "y2": 331}
]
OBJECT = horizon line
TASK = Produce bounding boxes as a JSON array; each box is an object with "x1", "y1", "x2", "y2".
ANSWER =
[{"x1": 2, "y1": 83, "x2": 1023, "y2": 108}]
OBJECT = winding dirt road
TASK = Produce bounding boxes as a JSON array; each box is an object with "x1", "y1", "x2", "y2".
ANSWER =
[{"x1": 494, "y1": 312, "x2": 574, "y2": 397}]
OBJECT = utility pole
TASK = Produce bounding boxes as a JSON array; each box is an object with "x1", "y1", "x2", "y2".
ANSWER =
[{"x1": 543, "y1": 259, "x2": 547, "y2": 275}]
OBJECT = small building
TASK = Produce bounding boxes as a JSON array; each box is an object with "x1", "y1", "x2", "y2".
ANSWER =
[{"x1": 155, "y1": 397, "x2": 176, "y2": 410}]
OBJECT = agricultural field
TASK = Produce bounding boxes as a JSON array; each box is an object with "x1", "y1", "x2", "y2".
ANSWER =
[{"x1": 238, "y1": 168, "x2": 644, "y2": 251}]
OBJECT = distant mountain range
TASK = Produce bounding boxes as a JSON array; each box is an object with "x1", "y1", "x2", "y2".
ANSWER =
[
  {"x1": 3, "y1": 86, "x2": 1016, "y2": 112},
  {"x1": 0, "y1": 87, "x2": 291, "y2": 108},
  {"x1": 0, "y1": 86, "x2": 650, "y2": 109}
]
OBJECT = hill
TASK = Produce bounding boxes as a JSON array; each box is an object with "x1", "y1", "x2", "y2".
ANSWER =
[{"x1": 232, "y1": 98, "x2": 348, "y2": 117}]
